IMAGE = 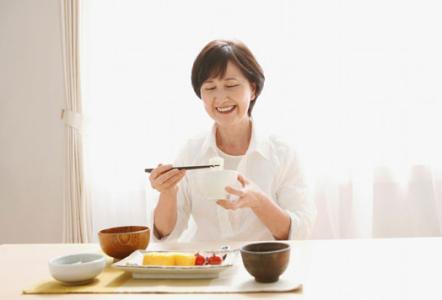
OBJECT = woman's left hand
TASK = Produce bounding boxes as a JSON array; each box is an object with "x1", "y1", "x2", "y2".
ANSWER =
[{"x1": 216, "y1": 174, "x2": 265, "y2": 210}]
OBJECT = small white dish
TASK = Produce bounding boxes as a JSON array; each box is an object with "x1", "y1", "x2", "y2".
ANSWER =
[{"x1": 48, "y1": 253, "x2": 105, "y2": 284}]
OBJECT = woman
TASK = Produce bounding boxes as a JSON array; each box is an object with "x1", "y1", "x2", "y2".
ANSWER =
[{"x1": 149, "y1": 40, "x2": 316, "y2": 241}]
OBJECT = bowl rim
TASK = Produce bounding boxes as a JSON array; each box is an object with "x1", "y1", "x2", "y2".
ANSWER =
[
  {"x1": 240, "y1": 242, "x2": 290, "y2": 255},
  {"x1": 98, "y1": 225, "x2": 150, "y2": 235},
  {"x1": 49, "y1": 253, "x2": 105, "y2": 267}
]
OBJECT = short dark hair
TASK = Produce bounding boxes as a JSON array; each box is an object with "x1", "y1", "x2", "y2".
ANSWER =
[{"x1": 191, "y1": 40, "x2": 265, "y2": 116}]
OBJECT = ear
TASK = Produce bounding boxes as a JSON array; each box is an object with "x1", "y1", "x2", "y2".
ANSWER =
[{"x1": 250, "y1": 83, "x2": 257, "y2": 101}]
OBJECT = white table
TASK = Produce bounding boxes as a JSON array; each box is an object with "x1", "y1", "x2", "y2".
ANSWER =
[{"x1": 1, "y1": 238, "x2": 442, "y2": 299}]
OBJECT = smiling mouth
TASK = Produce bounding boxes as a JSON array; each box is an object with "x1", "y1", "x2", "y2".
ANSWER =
[{"x1": 216, "y1": 105, "x2": 236, "y2": 114}]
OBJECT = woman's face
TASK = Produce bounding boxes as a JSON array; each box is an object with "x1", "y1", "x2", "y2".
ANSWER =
[{"x1": 200, "y1": 61, "x2": 255, "y2": 127}]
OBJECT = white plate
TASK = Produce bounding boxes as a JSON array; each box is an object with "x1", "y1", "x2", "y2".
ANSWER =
[{"x1": 112, "y1": 250, "x2": 238, "y2": 279}]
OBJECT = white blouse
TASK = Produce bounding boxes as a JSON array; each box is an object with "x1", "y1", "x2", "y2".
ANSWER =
[{"x1": 153, "y1": 122, "x2": 316, "y2": 242}]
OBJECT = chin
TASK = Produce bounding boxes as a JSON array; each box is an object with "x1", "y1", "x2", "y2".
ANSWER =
[
  {"x1": 214, "y1": 116, "x2": 248, "y2": 128},
  {"x1": 213, "y1": 119, "x2": 234, "y2": 127}
]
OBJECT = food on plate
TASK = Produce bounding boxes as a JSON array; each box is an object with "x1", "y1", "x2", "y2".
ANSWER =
[
  {"x1": 143, "y1": 252, "x2": 175, "y2": 266},
  {"x1": 207, "y1": 254, "x2": 223, "y2": 265},
  {"x1": 174, "y1": 253, "x2": 196, "y2": 266},
  {"x1": 195, "y1": 252, "x2": 223, "y2": 265},
  {"x1": 142, "y1": 252, "x2": 224, "y2": 266},
  {"x1": 194, "y1": 253, "x2": 206, "y2": 265}
]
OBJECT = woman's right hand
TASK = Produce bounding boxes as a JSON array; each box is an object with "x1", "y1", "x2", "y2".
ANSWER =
[{"x1": 149, "y1": 164, "x2": 186, "y2": 194}]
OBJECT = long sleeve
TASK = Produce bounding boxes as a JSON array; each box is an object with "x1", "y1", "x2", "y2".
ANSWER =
[
  {"x1": 275, "y1": 148, "x2": 316, "y2": 239},
  {"x1": 151, "y1": 145, "x2": 192, "y2": 242}
]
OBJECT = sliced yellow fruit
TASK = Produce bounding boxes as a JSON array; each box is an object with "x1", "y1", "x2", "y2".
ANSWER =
[
  {"x1": 174, "y1": 253, "x2": 196, "y2": 266},
  {"x1": 142, "y1": 252, "x2": 175, "y2": 266}
]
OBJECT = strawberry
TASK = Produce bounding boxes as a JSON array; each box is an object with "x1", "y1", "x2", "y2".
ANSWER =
[
  {"x1": 207, "y1": 254, "x2": 223, "y2": 265},
  {"x1": 194, "y1": 253, "x2": 206, "y2": 265}
]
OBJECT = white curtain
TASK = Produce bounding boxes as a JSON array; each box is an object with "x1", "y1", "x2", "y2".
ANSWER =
[
  {"x1": 80, "y1": 0, "x2": 442, "y2": 241},
  {"x1": 61, "y1": 0, "x2": 92, "y2": 242}
]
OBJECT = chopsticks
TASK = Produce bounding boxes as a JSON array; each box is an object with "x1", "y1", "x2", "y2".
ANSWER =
[{"x1": 144, "y1": 164, "x2": 220, "y2": 173}]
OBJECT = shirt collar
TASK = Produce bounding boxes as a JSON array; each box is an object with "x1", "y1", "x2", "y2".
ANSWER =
[{"x1": 200, "y1": 119, "x2": 271, "y2": 161}]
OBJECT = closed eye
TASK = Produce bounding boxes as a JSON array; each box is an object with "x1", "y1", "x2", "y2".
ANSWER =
[
  {"x1": 226, "y1": 84, "x2": 239, "y2": 88},
  {"x1": 205, "y1": 86, "x2": 216, "y2": 91}
]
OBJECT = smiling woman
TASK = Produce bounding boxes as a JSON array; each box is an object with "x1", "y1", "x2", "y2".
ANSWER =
[
  {"x1": 199, "y1": 63, "x2": 255, "y2": 130},
  {"x1": 149, "y1": 40, "x2": 316, "y2": 242},
  {"x1": 191, "y1": 40, "x2": 265, "y2": 118}
]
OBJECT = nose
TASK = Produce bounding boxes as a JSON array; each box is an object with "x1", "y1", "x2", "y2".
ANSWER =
[{"x1": 212, "y1": 88, "x2": 229, "y2": 103}]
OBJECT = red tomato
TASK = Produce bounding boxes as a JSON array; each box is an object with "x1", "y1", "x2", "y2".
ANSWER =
[
  {"x1": 195, "y1": 253, "x2": 206, "y2": 265},
  {"x1": 207, "y1": 254, "x2": 223, "y2": 265}
]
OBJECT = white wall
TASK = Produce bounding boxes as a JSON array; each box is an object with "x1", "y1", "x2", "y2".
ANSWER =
[
  {"x1": 0, "y1": 0, "x2": 65, "y2": 243},
  {"x1": 83, "y1": 0, "x2": 442, "y2": 239}
]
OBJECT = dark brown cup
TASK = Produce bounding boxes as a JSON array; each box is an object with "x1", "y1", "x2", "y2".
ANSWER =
[
  {"x1": 240, "y1": 242, "x2": 290, "y2": 283},
  {"x1": 98, "y1": 226, "x2": 150, "y2": 259}
]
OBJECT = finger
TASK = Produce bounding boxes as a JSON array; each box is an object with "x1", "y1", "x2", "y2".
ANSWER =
[
  {"x1": 237, "y1": 174, "x2": 249, "y2": 187},
  {"x1": 161, "y1": 171, "x2": 186, "y2": 189},
  {"x1": 219, "y1": 198, "x2": 247, "y2": 210},
  {"x1": 161, "y1": 169, "x2": 185, "y2": 185},
  {"x1": 149, "y1": 164, "x2": 161, "y2": 186},
  {"x1": 150, "y1": 164, "x2": 173, "y2": 179},
  {"x1": 149, "y1": 165, "x2": 158, "y2": 183},
  {"x1": 150, "y1": 163, "x2": 162, "y2": 178},
  {"x1": 216, "y1": 199, "x2": 237, "y2": 210},
  {"x1": 156, "y1": 168, "x2": 180, "y2": 185},
  {"x1": 225, "y1": 186, "x2": 244, "y2": 197}
]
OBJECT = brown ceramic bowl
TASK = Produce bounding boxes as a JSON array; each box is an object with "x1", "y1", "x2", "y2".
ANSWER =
[
  {"x1": 240, "y1": 242, "x2": 290, "y2": 283},
  {"x1": 98, "y1": 226, "x2": 150, "y2": 259}
]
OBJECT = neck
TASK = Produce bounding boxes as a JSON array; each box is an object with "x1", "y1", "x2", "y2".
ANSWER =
[{"x1": 216, "y1": 118, "x2": 252, "y2": 156}]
